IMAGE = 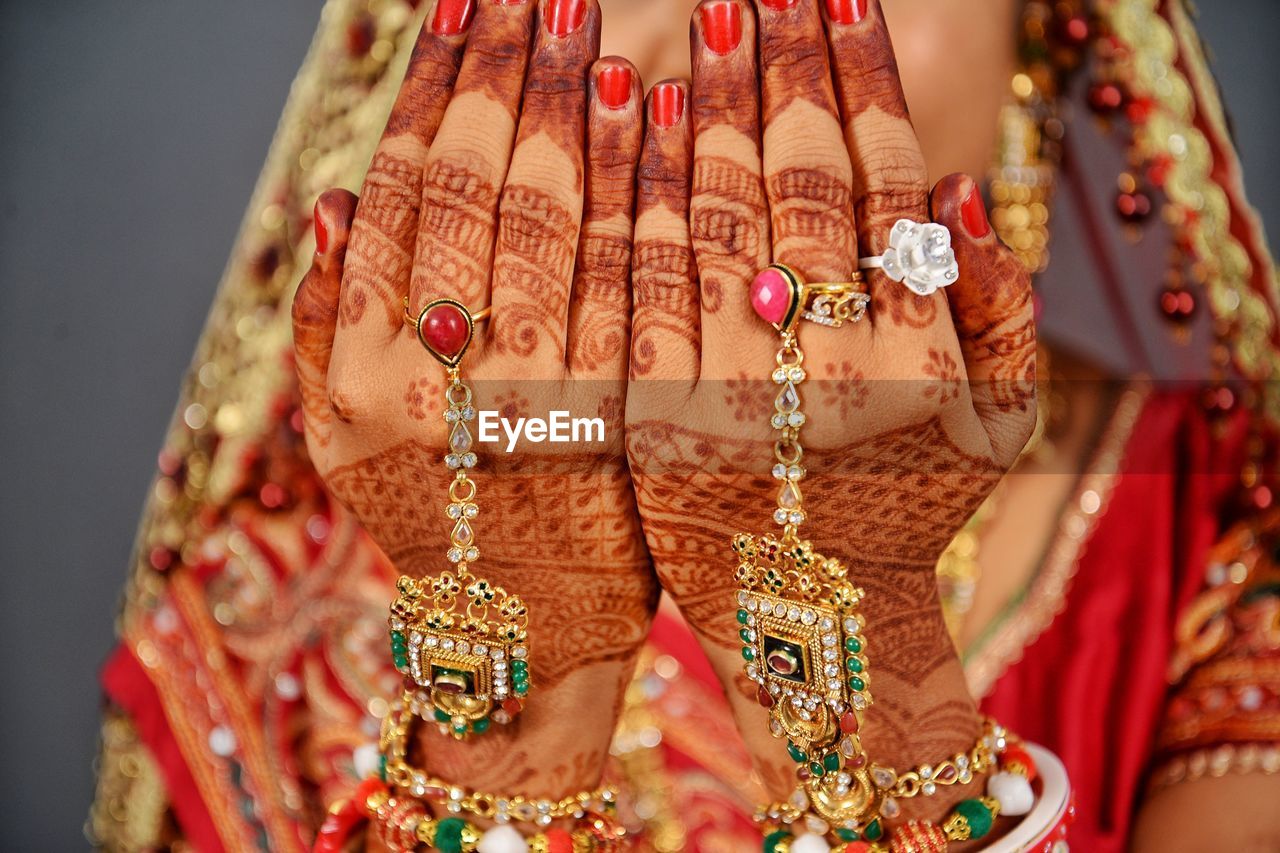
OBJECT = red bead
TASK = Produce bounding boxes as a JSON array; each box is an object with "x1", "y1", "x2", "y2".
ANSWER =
[
  {"x1": 1116, "y1": 190, "x2": 1152, "y2": 222},
  {"x1": 502, "y1": 697, "x2": 523, "y2": 715},
  {"x1": 757, "y1": 685, "x2": 775, "y2": 708},
  {"x1": 848, "y1": 754, "x2": 867, "y2": 769},
  {"x1": 1088, "y1": 82, "x2": 1124, "y2": 112},
  {"x1": 1159, "y1": 286, "x2": 1196, "y2": 322},
  {"x1": 1062, "y1": 15, "x2": 1090, "y2": 44},
  {"x1": 1000, "y1": 745, "x2": 1038, "y2": 782},
  {"x1": 1201, "y1": 385, "x2": 1237, "y2": 417},
  {"x1": 840, "y1": 711, "x2": 859, "y2": 734},
  {"x1": 842, "y1": 844, "x2": 874, "y2": 853},
  {"x1": 1147, "y1": 154, "x2": 1174, "y2": 187},
  {"x1": 421, "y1": 303, "x2": 471, "y2": 357},
  {"x1": 543, "y1": 828, "x2": 575, "y2": 853},
  {"x1": 890, "y1": 820, "x2": 948, "y2": 852}
]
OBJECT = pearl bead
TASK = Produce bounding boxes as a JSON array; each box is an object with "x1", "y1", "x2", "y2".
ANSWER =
[
  {"x1": 791, "y1": 833, "x2": 831, "y2": 853},
  {"x1": 477, "y1": 824, "x2": 529, "y2": 853},
  {"x1": 987, "y1": 771, "x2": 1035, "y2": 817},
  {"x1": 352, "y1": 743, "x2": 380, "y2": 779}
]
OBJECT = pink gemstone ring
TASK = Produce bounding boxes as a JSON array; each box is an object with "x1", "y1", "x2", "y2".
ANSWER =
[
  {"x1": 750, "y1": 265, "x2": 870, "y2": 333},
  {"x1": 403, "y1": 297, "x2": 491, "y2": 369}
]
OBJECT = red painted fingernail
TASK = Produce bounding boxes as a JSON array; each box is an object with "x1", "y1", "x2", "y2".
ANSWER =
[
  {"x1": 961, "y1": 182, "x2": 991, "y2": 239},
  {"x1": 700, "y1": 2, "x2": 742, "y2": 55},
  {"x1": 652, "y1": 83, "x2": 685, "y2": 128},
  {"x1": 825, "y1": 0, "x2": 867, "y2": 25},
  {"x1": 546, "y1": 0, "x2": 587, "y2": 36},
  {"x1": 432, "y1": 0, "x2": 475, "y2": 34},
  {"x1": 313, "y1": 199, "x2": 329, "y2": 255},
  {"x1": 597, "y1": 64, "x2": 633, "y2": 110},
  {"x1": 762, "y1": 0, "x2": 798, "y2": 10}
]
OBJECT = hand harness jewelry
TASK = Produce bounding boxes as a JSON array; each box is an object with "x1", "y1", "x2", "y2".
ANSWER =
[
  {"x1": 741, "y1": 262, "x2": 1045, "y2": 851},
  {"x1": 391, "y1": 298, "x2": 532, "y2": 738}
]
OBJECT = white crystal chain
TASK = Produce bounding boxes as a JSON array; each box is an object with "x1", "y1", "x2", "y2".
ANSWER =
[
  {"x1": 442, "y1": 370, "x2": 480, "y2": 572},
  {"x1": 771, "y1": 333, "x2": 808, "y2": 534}
]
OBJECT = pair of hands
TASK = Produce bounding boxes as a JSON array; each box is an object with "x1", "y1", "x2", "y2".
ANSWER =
[{"x1": 292, "y1": 0, "x2": 1034, "y2": 812}]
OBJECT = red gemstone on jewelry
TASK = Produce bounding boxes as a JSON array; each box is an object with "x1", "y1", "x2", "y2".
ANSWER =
[
  {"x1": 757, "y1": 685, "x2": 775, "y2": 708},
  {"x1": 840, "y1": 711, "x2": 859, "y2": 734},
  {"x1": 936, "y1": 764, "x2": 957, "y2": 783},
  {"x1": 422, "y1": 303, "x2": 470, "y2": 357},
  {"x1": 849, "y1": 754, "x2": 867, "y2": 769},
  {"x1": 766, "y1": 650, "x2": 799, "y2": 677},
  {"x1": 434, "y1": 679, "x2": 465, "y2": 695},
  {"x1": 750, "y1": 267, "x2": 794, "y2": 327},
  {"x1": 502, "y1": 697, "x2": 523, "y2": 715}
]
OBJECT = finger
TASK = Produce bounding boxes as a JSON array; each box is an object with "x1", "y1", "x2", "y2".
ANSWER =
[
  {"x1": 409, "y1": 0, "x2": 539, "y2": 324},
  {"x1": 565, "y1": 57, "x2": 644, "y2": 380},
  {"x1": 630, "y1": 80, "x2": 698, "y2": 383},
  {"x1": 822, "y1": 0, "x2": 940, "y2": 330},
  {"x1": 755, "y1": 0, "x2": 855, "y2": 284},
  {"x1": 930, "y1": 173, "x2": 1036, "y2": 467},
  {"x1": 488, "y1": 0, "x2": 601, "y2": 367},
  {"x1": 292, "y1": 190, "x2": 358, "y2": 465},
  {"x1": 689, "y1": 0, "x2": 774, "y2": 378},
  {"x1": 338, "y1": 2, "x2": 471, "y2": 338}
]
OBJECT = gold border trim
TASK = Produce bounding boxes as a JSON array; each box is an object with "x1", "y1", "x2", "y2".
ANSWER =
[{"x1": 964, "y1": 383, "x2": 1149, "y2": 698}]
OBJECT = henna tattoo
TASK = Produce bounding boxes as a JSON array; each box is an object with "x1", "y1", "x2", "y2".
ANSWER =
[
  {"x1": 492, "y1": 184, "x2": 579, "y2": 358},
  {"x1": 567, "y1": 228, "x2": 632, "y2": 370},
  {"x1": 764, "y1": 165, "x2": 856, "y2": 280},
  {"x1": 690, "y1": 155, "x2": 768, "y2": 314},
  {"x1": 755, "y1": 1, "x2": 839, "y2": 127},
  {"x1": 922, "y1": 349, "x2": 963, "y2": 407},
  {"x1": 629, "y1": 239, "x2": 698, "y2": 378},
  {"x1": 826, "y1": 3, "x2": 912, "y2": 125},
  {"x1": 412, "y1": 154, "x2": 504, "y2": 307},
  {"x1": 404, "y1": 376, "x2": 442, "y2": 421},
  {"x1": 817, "y1": 362, "x2": 869, "y2": 418},
  {"x1": 342, "y1": 150, "x2": 425, "y2": 328}
]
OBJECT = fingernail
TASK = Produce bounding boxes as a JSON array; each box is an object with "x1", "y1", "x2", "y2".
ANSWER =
[
  {"x1": 652, "y1": 83, "x2": 685, "y2": 128},
  {"x1": 700, "y1": 2, "x2": 742, "y2": 55},
  {"x1": 961, "y1": 182, "x2": 991, "y2": 238},
  {"x1": 825, "y1": 0, "x2": 867, "y2": 25},
  {"x1": 432, "y1": 0, "x2": 475, "y2": 35},
  {"x1": 597, "y1": 64, "x2": 633, "y2": 110},
  {"x1": 313, "y1": 199, "x2": 329, "y2": 255},
  {"x1": 761, "y1": 0, "x2": 798, "y2": 10},
  {"x1": 546, "y1": 0, "x2": 587, "y2": 36}
]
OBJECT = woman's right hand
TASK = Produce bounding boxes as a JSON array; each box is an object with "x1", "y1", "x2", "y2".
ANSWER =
[
  {"x1": 624, "y1": 0, "x2": 1037, "y2": 816},
  {"x1": 292, "y1": 0, "x2": 658, "y2": 801}
]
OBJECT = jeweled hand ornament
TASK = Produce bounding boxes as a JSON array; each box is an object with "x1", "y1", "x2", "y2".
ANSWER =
[
  {"x1": 389, "y1": 299, "x2": 531, "y2": 739},
  {"x1": 740, "y1": 274, "x2": 884, "y2": 839}
]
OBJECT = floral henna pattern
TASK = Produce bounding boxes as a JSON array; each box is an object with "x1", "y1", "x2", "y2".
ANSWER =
[{"x1": 922, "y1": 349, "x2": 963, "y2": 406}]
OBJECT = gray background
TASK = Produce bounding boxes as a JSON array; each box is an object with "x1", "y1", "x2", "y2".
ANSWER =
[{"x1": 0, "y1": 2, "x2": 1277, "y2": 850}]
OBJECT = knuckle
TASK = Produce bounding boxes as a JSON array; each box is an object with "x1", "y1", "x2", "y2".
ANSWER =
[
  {"x1": 422, "y1": 154, "x2": 493, "y2": 210},
  {"x1": 632, "y1": 240, "x2": 696, "y2": 303},
  {"x1": 578, "y1": 229, "x2": 633, "y2": 286},
  {"x1": 498, "y1": 185, "x2": 576, "y2": 255},
  {"x1": 689, "y1": 197, "x2": 763, "y2": 258}
]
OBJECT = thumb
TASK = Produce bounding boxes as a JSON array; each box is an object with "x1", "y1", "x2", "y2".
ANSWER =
[
  {"x1": 291, "y1": 188, "x2": 357, "y2": 465},
  {"x1": 930, "y1": 173, "x2": 1037, "y2": 468}
]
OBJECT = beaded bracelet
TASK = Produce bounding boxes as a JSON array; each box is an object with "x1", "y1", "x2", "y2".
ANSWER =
[
  {"x1": 358, "y1": 777, "x2": 626, "y2": 853},
  {"x1": 757, "y1": 731, "x2": 1040, "y2": 852},
  {"x1": 379, "y1": 691, "x2": 619, "y2": 828}
]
